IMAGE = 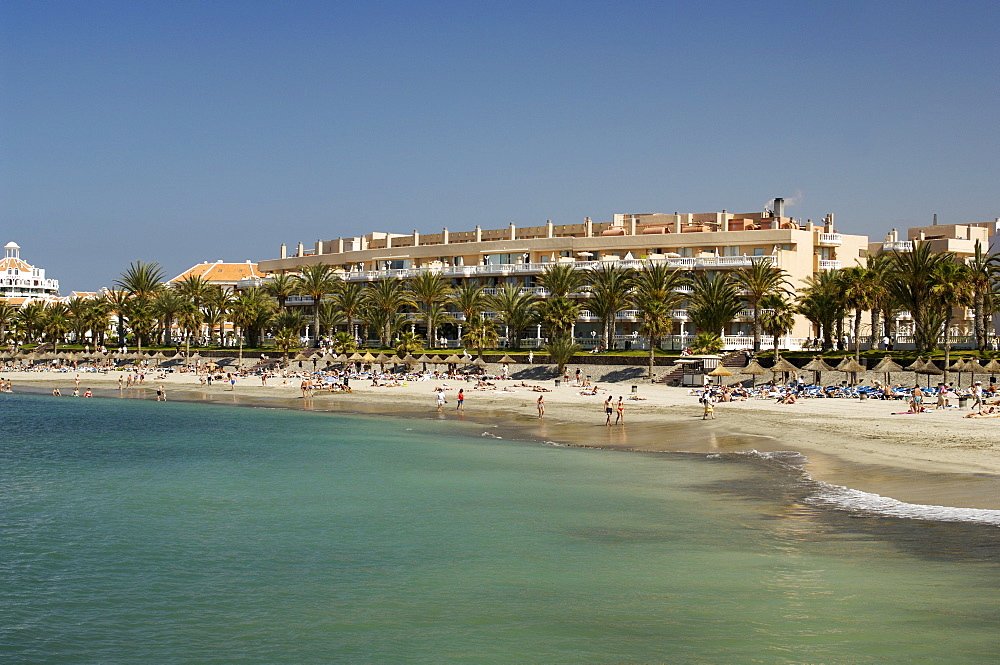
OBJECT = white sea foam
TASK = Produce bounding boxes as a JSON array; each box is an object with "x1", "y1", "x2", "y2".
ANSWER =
[{"x1": 707, "y1": 450, "x2": 1000, "y2": 527}]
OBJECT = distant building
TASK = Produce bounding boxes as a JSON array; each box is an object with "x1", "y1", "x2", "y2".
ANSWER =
[
  {"x1": 258, "y1": 199, "x2": 870, "y2": 348},
  {"x1": 0, "y1": 241, "x2": 61, "y2": 306},
  {"x1": 167, "y1": 260, "x2": 265, "y2": 292}
]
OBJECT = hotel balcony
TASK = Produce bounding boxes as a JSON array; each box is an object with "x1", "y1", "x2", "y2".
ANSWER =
[
  {"x1": 816, "y1": 233, "x2": 842, "y2": 246},
  {"x1": 882, "y1": 241, "x2": 914, "y2": 252},
  {"x1": 818, "y1": 259, "x2": 842, "y2": 271}
]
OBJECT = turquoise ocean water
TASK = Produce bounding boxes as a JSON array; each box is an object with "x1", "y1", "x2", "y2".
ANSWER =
[{"x1": 1, "y1": 392, "x2": 998, "y2": 664}]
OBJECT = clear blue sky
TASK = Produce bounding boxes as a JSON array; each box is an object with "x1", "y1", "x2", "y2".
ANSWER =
[{"x1": 2, "y1": 1, "x2": 998, "y2": 293}]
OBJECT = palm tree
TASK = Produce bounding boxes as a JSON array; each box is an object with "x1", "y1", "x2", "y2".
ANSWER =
[
  {"x1": 65, "y1": 296, "x2": 93, "y2": 346},
  {"x1": 544, "y1": 335, "x2": 581, "y2": 377},
  {"x1": 153, "y1": 290, "x2": 188, "y2": 346},
  {"x1": 452, "y1": 281, "x2": 487, "y2": 321},
  {"x1": 263, "y1": 273, "x2": 298, "y2": 312},
  {"x1": 586, "y1": 265, "x2": 635, "y2": 350},
  {"x1": 731, "y1": 260, "x2": 790, "y2": 353},
  {"x1": 929, "y1": 260, "x2": 972, "y2": 381},
  {"x1": 395, "y1": 330, "x2": 423, "y2": 356},
  {"x1": 173, "y1": 274, "x2": 214, "y2": 310},
  {"x1": 965, "y1": 240, "x2": 999, "y2": 350},
  {"x1": 116, "y1": 261, "x2": 165, "y2": 301},
  {"x1": 687, "y1": 272, "x2": 742, "y2": 338},
  {"x1": 15, "y1": 301, "x2": 47, "y2": 345},
  {"x1": 102, "y1": 289, "x2": 132, "y2": 348},
  {"x1": 318, "y1": 301, "x2": 345, "y2": 340},
  {"x1": 201, "y1": 290, "x2": 233, "y2": 346},
  {"x1": 330, "y1": 331, "x2": 357, "y2": 354},
  {"x1": 632, "y1": 263, "x2": 686, "y2": 380},
  {"x1": 175, "y1": 299, "x2": 202, "y2": 360},
  {"x1": 886, "y1": 243, "x2": 954, "y2": 352},
  {"x1": 864, "y1": 253, "x2": 894, "y2": 348},
  {"x1": 837, "y1": 265, "x2": 875, "y2": 361},
  {"x1": 364, "y1": 278, "x2": 414, "y2": 347},
  {"x1": 798, "y1": 270, "x2": 844, "y2": 351},
  {"x1": 331, "y1": 281, "x2": 365, "y2": 338},
  {"x1": 42, "y1": 302, "x2": 70, "y2": 350},
  {"x1": 231, "y1": 287, "x2": 275, "y2": 359},
  {"x1": 408, "y1": 272, "x2": 453, "y2": 347},
  {"x1": 115, "y1": 261, "x2": 166, "y2": 354},
  {"x1": 0, "y1": 300, "x2": 15, "y2": 344},
  {"x1": 535, "y1": 296, "x2": 580, "y2": 339},
  {"x1": 759, "y1": 292, "x2": 796, "y2": 362},
  {"x1": 294, "y1": 264, "x2": 337, "y2": 345},
  {"x1": 691, "y1": 332, "x2": 724, "y2": 355},
  {"x1": 462, "y1": 313, "x2": 499, "y2": 359},
  {"x1": 271, "y1": 310, "x2": 306, "y2": 362},
  {"x1": 537, "y1": 263, "x2": 585, "y2": 298},
  {"x1": 488, "y1": 284, "x2": 537, "y2": 349}
]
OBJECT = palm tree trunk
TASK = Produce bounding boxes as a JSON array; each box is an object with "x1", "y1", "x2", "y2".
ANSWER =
[
  {"x1": 648, "y1": 341, "x2": 655, "y2": 381},
  {"x1": 751, "y1": 306, "x2": 761, "y2": 353},
  {"x1": 974, "y1": 291, "x2": 985, "y2": 350},
  {"x1": 854, "y1": 310, "x2": 863, "y2": 362}
]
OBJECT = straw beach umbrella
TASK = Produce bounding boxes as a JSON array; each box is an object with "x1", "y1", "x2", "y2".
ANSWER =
[
  {"x1": 947, "y1": 358, "x2": 968, "y2": 387},
  {"x1": 835, "y1": 356, "x2": 866, "y2": 385},
  {"x1": 905, "y1": 356, "x2": 927, "y2": 373},
  {"x1": 916, "y1": 359, "x2": 944, "y2": 387},
  {"x1": 740, "y1": 358, "x2": 767, "y2": 387},
  {"x1": 964, "y1": 358, "x2": 986, "y2": 386},
  {"x1": 498, "y1": 354, "x2": 516, "y2": 365},
  {"x1": 802, "y1": 356, "x2": 836, "y2": 385},
  {"x1": 769, "y1": 356, "x2": 799, "y2": 383},
  {"x1": 870, "y1": 356, "x2": 904, "y2": 386},
  {"x1": 707, "y1": 364, "x2": 733, "y2": 385}
]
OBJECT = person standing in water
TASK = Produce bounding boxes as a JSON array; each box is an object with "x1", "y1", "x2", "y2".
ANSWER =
[
  {"x1": 604, "y1": 396, "x2": 613, "y2": 426},
  {"x1": 536, "y1": 394, "x2": 545, "y2": 418},
  {"x1": 456, "y1": 388, "x2": 465, "y2": 411},
  {"x1": 615, "y1": 397, "x2": 625, "y2": 425}
]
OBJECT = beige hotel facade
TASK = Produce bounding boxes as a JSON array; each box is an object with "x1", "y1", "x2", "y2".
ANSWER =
[{"x1": 257, "y1": 199, "x2": 870, "y2": 350}]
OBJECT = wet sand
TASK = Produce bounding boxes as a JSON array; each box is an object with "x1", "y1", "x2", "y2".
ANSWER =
[{"x1": 7, "y1": 369, "x2": 1000, "y2": 511}]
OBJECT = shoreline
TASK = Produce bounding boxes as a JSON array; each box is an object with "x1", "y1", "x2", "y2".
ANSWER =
[{"x1": 6, "y1": 369, "x2": 1000, "y2": 512}]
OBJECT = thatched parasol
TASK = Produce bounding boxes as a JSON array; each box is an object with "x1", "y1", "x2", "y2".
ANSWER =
[
  {"x1": 362, "y1": 352, "x2": 376, "y2": 362},
  {"x1": 471, "y1": 357, "x2": 487, "y2": 367},
  {"x1": 870, "y1": 356, "x2": 904, "y2": 385},
  {"x1": 374, "y1": 352, "x2": 390, "y2": 364},
  {"x1": 802, "y1": 356, "x2": 835, "y2": 384},
  {"x1": 835, "y1": 356, "x2": 866, "y2": 386},
  {"x1": 707, "y1": 365, "x2": 733, "y2": 384},
  {"x1": 498, "y1": 354, "x2": 516, "y2": 364},
  {"x1": 348, "y1": 352, "x2": 363, "y2": 361},
  {"x1": 444, "y1": 354, "x2": 463, "y2": 364},
  {"x1": 963, "y1": 358, "x2": 986, "y2": 386},
  {"x1": 916, "y1": 359, "x2": 944, "y2": 387},
  {"x1": 981, "y1": 358, "x2": 1000, "y2": 375},
  {"x1": 905, "y1": 356, "x2": 927, "y2": 372},
  {"x1": 769, "y1": 356, "x2": 799, "y2": 380},
  {"x1": 416, "y1": 354, "x2": 431, "y2": 363},
  {"x1": 740, "y1": 358, "x2": 768, "y2": 387},
  {"x1": 402, "y1": 353, "x2": 417, "y2": 365},
  {"x1": 947, "y1": 358, "x2": 968, "y2": 387}
]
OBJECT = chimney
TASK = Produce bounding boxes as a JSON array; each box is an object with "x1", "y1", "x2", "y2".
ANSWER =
[
  {"x1": 933, "y1": 213, "x2": 938, "y2": 225},
  {"x1": 773, "y1": 198, "x2": 785, "y2": 218}
]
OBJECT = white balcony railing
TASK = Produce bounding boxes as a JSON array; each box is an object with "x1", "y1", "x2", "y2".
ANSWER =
[
  {"x1": 883, "y1": 241, "x2": 914, "y2": 252},
  {"x1": 817, "y1": 233, "x2": 842, "y2": 246},
  {"x1": 818, "y1": 260, "x2": 842, "y2": 270}
]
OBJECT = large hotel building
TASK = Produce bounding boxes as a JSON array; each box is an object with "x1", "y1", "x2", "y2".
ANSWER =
[{"x1": 258, "y1": 199, "x2": 871, "y2": 349}]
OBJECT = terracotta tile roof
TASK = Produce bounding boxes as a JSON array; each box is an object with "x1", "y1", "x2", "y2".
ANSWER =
[
  {"x1": 168, "y1": 261, "x2": 263, "y2": 284},
  {"x1": 0, "y1": 257, "x2": 33, "y2": 272},
  {"x1": 0, "y1": 297, "x2": 28, "y2": 307}
]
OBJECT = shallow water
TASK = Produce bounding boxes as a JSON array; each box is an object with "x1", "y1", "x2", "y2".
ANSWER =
[{"x1": 1, "y1": 393, "x2": 998, "y2": 664}]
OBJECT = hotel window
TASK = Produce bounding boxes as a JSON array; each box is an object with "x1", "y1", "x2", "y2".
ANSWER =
[
  {"x1": 753, "y1": 248, "x2": 765, "y2": 256},
  {"x1": 678, "y1": 247, "x2": 693, "y2": 258},
  {"x1": 484, "y1": 253, "x2": 516, "y2": 265},
  {"x1": 722, "y1": 246, "x2": 740, "y2": 256},
  {"x1": 818, "y1": 247, "x2": 832, "y2": 260},
  {"x1": 379, "y1": 259, "x2": 410, "y2": 270}
]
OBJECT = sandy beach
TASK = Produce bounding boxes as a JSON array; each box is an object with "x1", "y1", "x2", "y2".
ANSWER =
[{"x1": 6, "y1": 366, "x2": 1000, "y2": 511}]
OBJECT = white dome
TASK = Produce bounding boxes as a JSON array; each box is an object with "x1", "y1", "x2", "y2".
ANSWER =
[{"x1": 4, "y1": 241, "x2": 19, "y2": 249}]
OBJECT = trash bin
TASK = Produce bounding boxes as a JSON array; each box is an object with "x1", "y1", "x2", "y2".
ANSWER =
[
  {"x1": 959, "y1": 397, "x2": 968, "y2": 408},
  {"x1": 631, "y1": 385, "x2": 638, "y2": 394},
  {"x1": 555, "y1": 379, "x2": 561, "y2": 387},
  {"x1": 859, "y1": 392, "x2": 867, "y2": 400}
]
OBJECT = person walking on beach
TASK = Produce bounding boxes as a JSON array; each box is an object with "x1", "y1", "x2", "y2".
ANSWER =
[
  {"x1": 701, "y1": 393, "x2": 715, "y2": 420},
  {"x1": 156, "y1": 385, "x2": 166, "y2": 401},
  {"x1": 973, "y1": 381, "x2": 984, "y2": 414},
  {"x1": 615, "y1": 397, "x2": 625, "y2": 425},
  {"x1": 118, "y1": 376, "x2": 123, "y2": 391},
  {"x1": 456, "y1": 388, "x2": 465, "y2": 411},
  {"x1": 537, "y1": 394, "x2": 545, "y2": 418},
  {"x1": 436, "y1": 388, "x2": 446, "y2": 412},
  {"x1": 604, "y1": 396, "x2": 613, "y2": 425},
  {"x1": 528, "y1": 350, "x2": 533, "y2": 365}
]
